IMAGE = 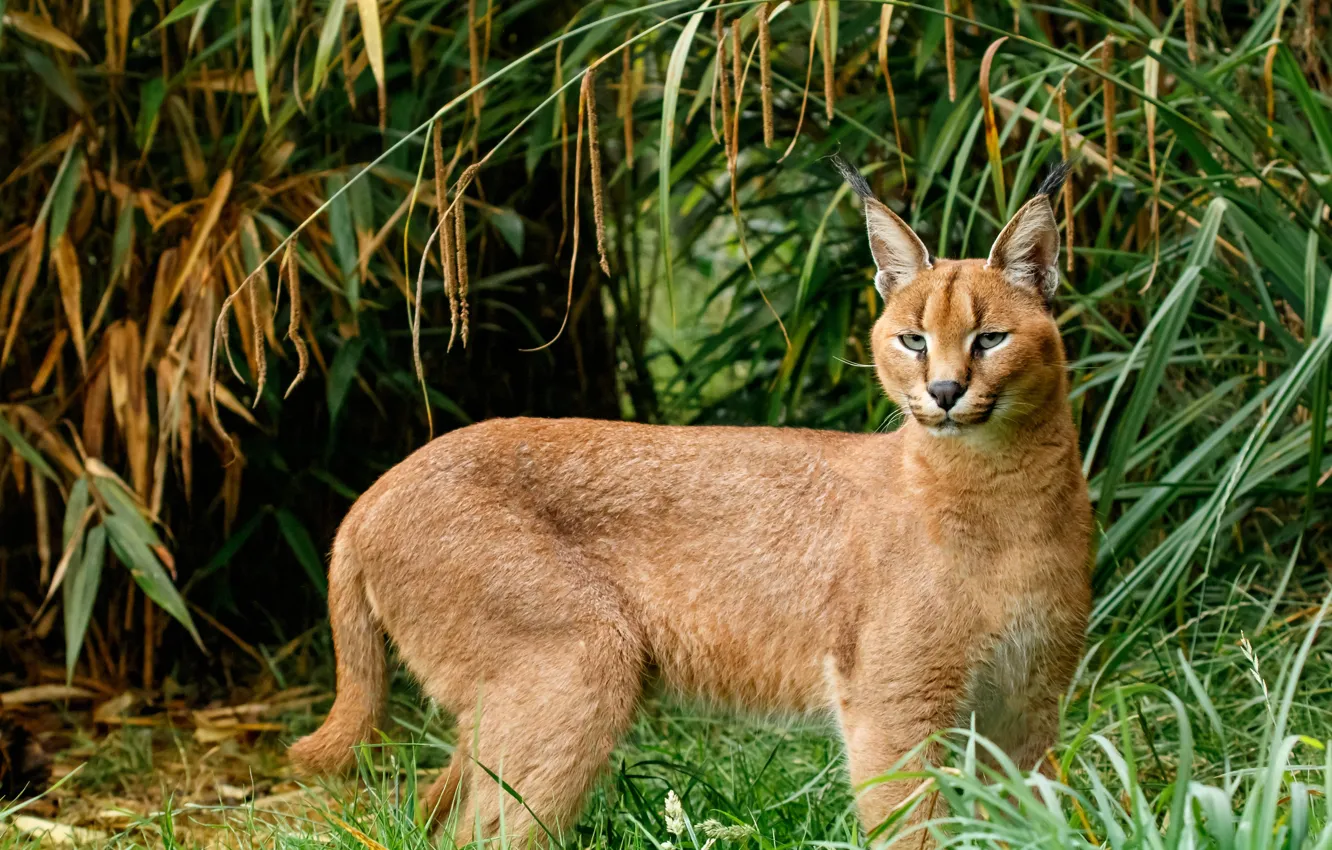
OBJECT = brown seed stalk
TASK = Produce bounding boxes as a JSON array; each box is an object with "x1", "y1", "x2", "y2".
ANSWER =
[
  {"x1": 454, "y1": 165, "x2": 479, "y2": 348},
  {"x1": 585, "y1": 67, "x2": 610, "y2": 276},
  {"x1": 1057, "y1": 81, "x2": 1075, "y2": 273},
  {"x1": 758, "y1": 3, "x2": 773, "y2": 147},
  {"x1": 1184, "y1": 0, "x2": 1198, "y2": 65},
  {"x1": 821, "y1": 0, "x2": 835, "y2": 119},
  {"x1": 246, "y1": 266, "x2": 267, "y2": 404},
  {"x1": 780, "y1": 0, "x2": 823, "y2": 161},
  {"x1": 878, "y1": 4, "x2": 907, "y2": 188},
  {"x1": 1102, "y1": 36, "x2": 1117, "y2": 176},
  {"x1": 715, "y1": 11, "x2": 734, "y2": 158},
  {"x1": 945, "y1": 0, "x2": 957, "y2": 102},
  {"x1": 283, "y1": 244, "x2": 308, "y2": 398},
  {"x1": 468, "y1": 0, "x2": 483, "y2": 120},
  {"x1": 730, "y1": 18, "x2": 743, "y2": 167},
  {"x1": 433, "y1": 119, "x2": 461, "y2": 350}
]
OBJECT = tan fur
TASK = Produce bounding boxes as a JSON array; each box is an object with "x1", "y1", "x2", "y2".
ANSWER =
[{"x1": 290, "y1": 188, "x2": 1092, "y2": 847}]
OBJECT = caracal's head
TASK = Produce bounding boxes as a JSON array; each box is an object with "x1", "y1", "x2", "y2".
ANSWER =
[{"x1": 836, "y1": 159, "x2": 1071, "y2": 440}]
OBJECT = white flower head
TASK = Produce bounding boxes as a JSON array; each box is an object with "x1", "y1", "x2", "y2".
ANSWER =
[
  {"x1": 699, "y1": 820, "x2": 756, "y2": 842},
  {"x1": 664, "y1": 790, "x2": 685, "y2": 837}
]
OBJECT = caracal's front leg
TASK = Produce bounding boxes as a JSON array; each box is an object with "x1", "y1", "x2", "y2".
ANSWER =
[{"x1": 831, "y1": 648, "x2": 967, "y2": 849}]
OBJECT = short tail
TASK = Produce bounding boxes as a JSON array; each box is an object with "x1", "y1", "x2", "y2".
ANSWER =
[{"x1": 289, "y1": 533, "x2": 385, "y2": 774}]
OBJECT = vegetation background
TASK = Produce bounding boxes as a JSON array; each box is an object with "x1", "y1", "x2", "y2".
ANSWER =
[{"x1": 2, "y1": 0, "x2": 1332, "y2": 846}]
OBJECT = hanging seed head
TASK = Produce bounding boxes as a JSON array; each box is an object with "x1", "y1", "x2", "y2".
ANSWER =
[
  {"x1": 821, "y1": 0, "x2": 835, "y2": 119},
  {"x1": 944, "y1": 0, "x2": 957, "y2": 102},
  {"x1": 758, "y1": 3, "x2": 773, "y2": 146},
  {"x1": 584, "y1": 67, "x2": 610, "y2": 276},
  {"x1": 282, "y1": 243, "x2": 308, "y2": 398}
]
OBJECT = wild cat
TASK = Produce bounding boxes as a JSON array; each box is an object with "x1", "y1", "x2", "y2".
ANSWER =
[{"x1": 290, "y1": 158, "x2": 1091, "y2": 846}]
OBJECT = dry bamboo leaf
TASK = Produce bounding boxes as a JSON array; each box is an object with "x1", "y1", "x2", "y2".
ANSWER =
[
  {"x1": 30, "y1": 329, "x2": 68, "y2": 394},
  {"x1": 107, "y1": 320, "x2": 150, "y2": 497},
  {"x1": 780, "y1": 0, "x2": 823, "y2": 161},
  {"x1": 991, "y1": 94, "x2": 1244, "y2": 260},
  {"x1": 3, "y1": 11, "x2": 90, "y2": 58},
  {"x1": 1102, "y1": 36, "x2": 1116, "y2": 176},
  {"x1": 340, "y1": 10, "x2": 358, "y2": 109},
  {"x1": 13, "y1": 406, "x2": 82, "y2": 477},
  {"x1": 1, "y1": 220, "x2": 46, "y2": 370},
  {"x1": 944, "y1": 0, "x2": 956, "y2": 102},
  {"x1": 355, "y1": 0, "x2": 387, "y2": 131},
  {"x1": 978, "y1": 37, "x2": 1009, "y2": 214},
  {"x1": 283, "y1": 245, "x2": 309, "y2": 397},
  {"x1": 53, "y1": 236, "x2": 87, "y2": 373},
  {"x1": 1183, "y1": 0, "x2": 1198, "y2": 65},
  {"x1": 758, "y1": 3, "x2": 773, "y2": 147},
  {"x1": 83, "y1": 360, "x2": 109, "y2": 457},
  {"x1": 165, "y1": 170, "x2": 232, "y2": 310},
  {"x1": 585, "y1": 67, "x2": 610, "y2": 276},
  {"x1": 0, "y1": 125, "x2": 81, "y2": 190},
  {"x1": 821, "y1": 0, "x2": 835, "y2": 118},
  {"x1": 34, "y1": 472, "x2": 51, "y2": 582}
]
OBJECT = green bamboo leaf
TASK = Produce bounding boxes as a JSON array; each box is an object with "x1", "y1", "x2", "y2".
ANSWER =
[
  {"x1": 135, "y1": 77, "x2": 166, "y2": 150},
  {"x1": 1095, "y1": 199, "x2": 1227, "y2": 523},
  {"x1": 658, "y1": 0, "x2": 711, "y2": 328},
  {"x1": 156, "y1": 0, "x2": 214, "y2": 29},
  {"x1": 63, "y1": 524, "x2": 104, "y2": 683},
  {"x1": 109, "y1": 196, "x2": 136, "y2": 285},
  {"x1": 46, "y1": 147, "x2": 82, "y2": 249},
  {"x1": 251, "y1": 0, "x2": 272, "y2": 122},
  {"x1": 276, "y1": 508, "x2": 327, "y2": 594},
  {"x1": 310, "y1": 0, "x2": 348, "y2": 98},
  {"x1": 62, "y1": 476, "x2": 89, "y2": 546},
  {"x1": 489, "y1": 208, "x2": 524, "y2": 257},
  {"x1": 0, "y1": 411, "x2": 59, "y2": 483},
  {"x1": 21, "y1": 47, "x2": 85, "y2": 113},
  {"x1": 103, "y1": 513, "x2": 202, "y2": 648},
  {"x1": 327, "y1": 337, "x2": 365, "y2": 428}
]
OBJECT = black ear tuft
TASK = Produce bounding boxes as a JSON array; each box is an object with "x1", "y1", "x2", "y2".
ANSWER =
[
  {"x1": 830, "y1": 155, "x2": 875, "y2": 201},
  {"x1": 1036, "y1": 160, "x2": 1072, "y2": 200}
]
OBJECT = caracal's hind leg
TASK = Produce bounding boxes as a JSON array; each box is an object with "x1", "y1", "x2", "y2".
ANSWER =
[{"x1": 432, "y1": 631, "x2": 643, "y2": 847}]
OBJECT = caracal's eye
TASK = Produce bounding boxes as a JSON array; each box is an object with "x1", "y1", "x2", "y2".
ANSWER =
[
  {"x1": 976, "y1": 331, "x2": 1009, "y2": 350},
  {"x1": 899, "y1": 333, "x2": 927, "y2": 352}
]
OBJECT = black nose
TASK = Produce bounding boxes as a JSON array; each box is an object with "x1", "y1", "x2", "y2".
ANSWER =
[{"x1": 927, "y1": 380, "x2": 965, "y2": 411}]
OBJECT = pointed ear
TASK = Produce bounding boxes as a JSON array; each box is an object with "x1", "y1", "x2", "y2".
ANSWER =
[
  {"x1": 831, "y1": 155, "x2": 930, "y2": 299},
  {"x1": 864, "y1": 198, "x2": 931, "y2": 298},
  {"x1": 986, "y1": 195, "x2": 1061, "y2": 301}
]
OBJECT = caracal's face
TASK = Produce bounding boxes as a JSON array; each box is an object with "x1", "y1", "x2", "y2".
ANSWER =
[
  {"x1": 833, "y1": 156, "x2": 1069, "y2": 441},
  {"x1": 871, "y1": 260, "x2": 1066, "y2": 438}
]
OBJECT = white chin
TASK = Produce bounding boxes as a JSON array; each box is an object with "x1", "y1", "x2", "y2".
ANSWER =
[{"x1": 926, "y1": 421, "x2": 962, "y2": 437}]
